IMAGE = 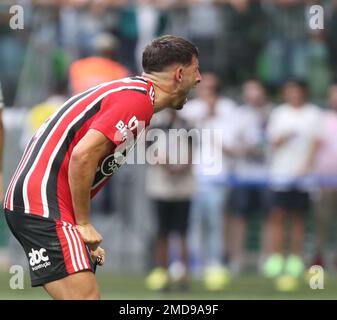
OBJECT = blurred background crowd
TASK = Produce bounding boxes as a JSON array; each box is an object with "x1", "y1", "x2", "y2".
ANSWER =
[{"x1": 1, "y1": 0, "x2": 337, "y2": 293}]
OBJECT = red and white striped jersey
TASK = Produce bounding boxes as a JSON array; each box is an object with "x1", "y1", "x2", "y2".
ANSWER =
[{"x1": 5, "y1": 77, "x2": 155, "y2": 224}]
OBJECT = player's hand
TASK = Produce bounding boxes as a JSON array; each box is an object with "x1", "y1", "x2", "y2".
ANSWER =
[
  {"x1": 75, "y1": 223, "x2": 102, "y2": 251},
  {"x1": 90, "y1": 246, "x2": 106, "y2": 266}
]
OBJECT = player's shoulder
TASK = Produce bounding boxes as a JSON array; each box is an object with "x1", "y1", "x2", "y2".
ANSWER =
[
  {"x1": 101, "y1": 77, "x2": 154, "y2": 119},
  {"x1": 101, "y1": 76, "x2": 149, "y2": 92},
  {"x1": 99, "y1": 76, "x2": 152, "y2": 101}
]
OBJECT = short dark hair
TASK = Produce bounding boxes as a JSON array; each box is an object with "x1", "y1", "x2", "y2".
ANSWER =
[
  {"x1": 283, "y1": 79, "x2": 308, "y2": 92},
  {"x1": 142, "y1": 35, "x2": 198, "y2": 73}
]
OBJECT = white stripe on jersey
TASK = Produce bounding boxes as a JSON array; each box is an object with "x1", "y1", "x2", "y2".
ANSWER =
[
  {"x1": 40, "y1": 85, "x2": 147, "y2": 217},
  {"x1": 149, "y1": 85, "x2": 155, "y2": 104}
]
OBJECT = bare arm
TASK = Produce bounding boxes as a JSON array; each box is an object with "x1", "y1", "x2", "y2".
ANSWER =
[
  {"x1": 298, "y1": 138, "x2": 321, "y2": 176},
  {"x1": 69, "y1": 129, "x2": 113, "y2": 225},
  {"x1": 69, "y1": 129, "x2": 112, "y2": 251},
  {"x1": 270, "y1": 132, "x2": 298, "y2": 150}
]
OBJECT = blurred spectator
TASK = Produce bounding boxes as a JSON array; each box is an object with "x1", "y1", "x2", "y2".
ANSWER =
[
  {"x1": 263, "y1": 79, "x2": 322, "y2": 280},
  {"x1": 262, "y1": 0, "x2": 310, "y2": 88},
  {"x1": 307, "y1": 31, "x2": 330, "y2": 101},
  {"x1": 135, "y1": 0, "x2": 163, "y2": 73},
  {"x1": 73, "y1": 1, "x2": 116, "y2": 58},
  {"x1": 69, "y1": 32, "x2": 129, "y2": 95},
  {"x1": 145, "y1": 110, "x2": 194, "y2": 292},
  {"x1": 0, "y1": 3, "x2": 27, "y2": 105},
  {"x1": 221, "y1": 0, "x2": 268, "y2": 85},
  {"x1": 183, "y1": 0, "x2": 224, "y2": 73},
  {"x1": 327, "y1": 0, "x2": 337, "y2": 82},
  {"x1": 225, "y1": 79, "x2": 272, "y2": 276},
  {"x1": 118, "y1": 1, "x2": 140, "y2": 73},
  {"x1": 311, "y1": 84, "x2": 337, "y2": 268},
  {"x1": 20, "y1": 82, "x2": 68, "y2": 149},
  {"x1": 181, "y1": 72, "x2": 236, "y2": 291}
]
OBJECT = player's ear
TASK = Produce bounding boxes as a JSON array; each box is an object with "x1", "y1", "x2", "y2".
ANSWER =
[{"x1": 174, "y1": 66, "x2": 184, "y2": 83}]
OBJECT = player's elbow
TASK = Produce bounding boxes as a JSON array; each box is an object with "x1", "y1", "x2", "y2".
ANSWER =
[{"x1": 69, "y1": 147, "x2": 93, "y2": 172}]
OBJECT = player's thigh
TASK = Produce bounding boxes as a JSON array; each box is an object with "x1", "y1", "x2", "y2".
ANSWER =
[{"x1": 44, "y1": 270, "x2": 100, "y2": 300}]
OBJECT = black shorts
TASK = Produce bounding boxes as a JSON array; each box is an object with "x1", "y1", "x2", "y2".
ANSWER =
[
  {"x1": 5, "y1": 210, "x2": 95, "y2": 287},
  {"x1": 153, "y1": 200, "x2": 190, "y2": 235},
  {"x1": 270, "y1": 189, "x2": 310, "y2": 212},
  {"x1": 227, "y1": 187, "x2": 269, "y2": 216}
]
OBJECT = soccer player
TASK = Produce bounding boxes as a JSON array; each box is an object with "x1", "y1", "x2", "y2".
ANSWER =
[{"x1": 4, "y1": 35, "x2": 201, "y2": 300}]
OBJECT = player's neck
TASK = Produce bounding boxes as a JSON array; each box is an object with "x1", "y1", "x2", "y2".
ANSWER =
[{"x1": 142, "y1": 72, "x2": 178, "y2": 113}]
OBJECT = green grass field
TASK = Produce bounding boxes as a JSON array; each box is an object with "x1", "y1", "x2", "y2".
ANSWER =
[{"x1": 0, "y1": 271, "x2": 336, "y2": 300}]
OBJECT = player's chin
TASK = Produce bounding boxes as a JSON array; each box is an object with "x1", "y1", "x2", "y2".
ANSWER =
[{"x1": 176, "y1": 97, "x2": 188, "y2": 110}]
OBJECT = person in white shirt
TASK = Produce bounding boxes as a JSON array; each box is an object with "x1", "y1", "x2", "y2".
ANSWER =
[
  {"x1": 263, "y1": 80, "x2": 322, "y2": 280},
  {"x1": 181, "y1": 72, "x2": 237, "y2": 290},
  {"x1": 225, "y1": 79, "x2": 272, "y2": 275},
  {"x1": 145, "y1": 109, "x2": 195, "y2": 292},
  {"x1": 311, "y1": 84, "x2": 337, "y2": 268}
]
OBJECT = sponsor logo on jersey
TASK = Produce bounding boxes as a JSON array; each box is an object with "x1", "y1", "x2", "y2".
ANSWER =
[
  {"x1": 115, "y1": 116, "x2": 139, "y2": 141},
  {"x1": 28, "y1": 248, "x2": 51, "y2": 271},
  {"x1": 101, "y1": 151, "x2": 126, "y2": 176}
]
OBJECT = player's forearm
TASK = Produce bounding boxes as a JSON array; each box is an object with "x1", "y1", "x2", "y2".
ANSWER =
[{"x1": 68, "y1": 152, "x2": 97, "y2": 225}]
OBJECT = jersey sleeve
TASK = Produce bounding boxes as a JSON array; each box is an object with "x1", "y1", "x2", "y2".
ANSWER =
[{"x1": 90, "y1": 89, "x2": 153, "y2": 146}]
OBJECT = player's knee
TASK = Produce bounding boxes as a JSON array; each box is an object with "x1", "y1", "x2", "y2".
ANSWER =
[
  {"x1": 65, "y1": 287, "x2": 100, "y2": 300},
  {"x1": 81, "y1": 288, "x2": 100, "y2": 300},
  {"x1": 50, "y1": 272, "x2": 101, "y2": 300},
  {"x1": 88, "y1": 286, "x2": 101, "y2": 300},
  {"x1": 76, "y1": 282, "x2": 100, "y2": 300}
]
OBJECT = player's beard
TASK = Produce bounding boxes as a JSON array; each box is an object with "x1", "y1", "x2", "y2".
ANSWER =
[{"x1": 176, "y1": 96, "x2": 188, "y2": 110}]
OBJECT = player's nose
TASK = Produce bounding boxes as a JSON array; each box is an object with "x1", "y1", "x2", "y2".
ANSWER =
[{"x1": 196, "y1": 71, "x2": 202, "y2": 84}]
